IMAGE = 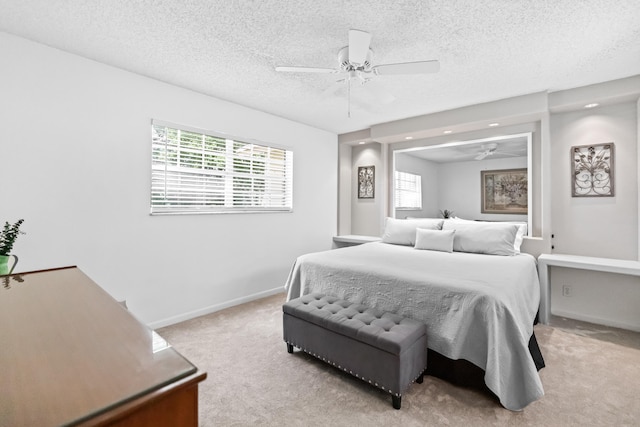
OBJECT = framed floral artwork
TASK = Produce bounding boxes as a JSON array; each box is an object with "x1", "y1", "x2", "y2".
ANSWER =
[
  {"x1": 358, "y1": 166, "x2": 375, "y2": 199},
  {"x1": 481, "y1": 168, "x2": 528, "y2": 214},
  {"x1": 571, "y1": 143, "x2": 614, "y2": 197}
]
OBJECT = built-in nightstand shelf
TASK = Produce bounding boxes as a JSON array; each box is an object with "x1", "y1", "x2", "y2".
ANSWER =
[{"x1": 537, "y1": 253, "x2": 640, "y2": 325}]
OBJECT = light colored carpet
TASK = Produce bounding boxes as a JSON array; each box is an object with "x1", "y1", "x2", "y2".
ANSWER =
[{"x1": 158, "y1": 293, "x2": 640, "y2": 426}]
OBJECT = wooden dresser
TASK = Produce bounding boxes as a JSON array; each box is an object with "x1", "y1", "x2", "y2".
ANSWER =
[{"x1": 0, "y1": 266, "x2": 206, "y2": 426}]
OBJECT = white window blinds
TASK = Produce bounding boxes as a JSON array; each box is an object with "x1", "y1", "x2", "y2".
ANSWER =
[
  {"x1": 394, "y1": 171, "x2": 422, "y2": 210},
  {"x1": 151, "y1": 121, "x2": 293, "y2": 214}
]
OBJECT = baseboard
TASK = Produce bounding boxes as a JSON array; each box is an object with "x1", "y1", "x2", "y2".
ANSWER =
[
  {"x1": 147, "y1": 287, "x2": 285, "y2": 330},
  {"x1": 551, "y1": 309, "x2": 640, "y2": 333}
]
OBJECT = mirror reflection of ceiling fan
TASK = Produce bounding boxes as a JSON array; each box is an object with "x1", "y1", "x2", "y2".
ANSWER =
[
  {"x1": 275, "y1": 29, "x2": 440, "y2": 116},
  {"x1": 474, "y1": 143, "x2": 522, "y2": 160}
]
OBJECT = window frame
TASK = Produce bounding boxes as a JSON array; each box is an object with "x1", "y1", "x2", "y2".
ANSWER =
[{"x1": 150, "y1": 119, "x2": 293, "y2": 215}]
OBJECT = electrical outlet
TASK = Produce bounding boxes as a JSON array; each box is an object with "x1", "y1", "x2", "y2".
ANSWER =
[{"x1": 562, "y1": 285, "x2": 572, "y2": 297}]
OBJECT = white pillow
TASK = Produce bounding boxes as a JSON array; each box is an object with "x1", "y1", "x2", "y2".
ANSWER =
[
  {"x1": 448, "y1": 217, "x2": 527, "y2": 253},
  {"x1": 442, "y1": 221, "x2": 519, "y2": 256},
  {"x1": 511, "y1": 222, "x2": 527, "y2": 252},
  {"x1": 382, "y1": 217, "x2": 444, "y2": 246},
  {"x1": 414, "y1": 229, "x2": 455, "y2": 253}
]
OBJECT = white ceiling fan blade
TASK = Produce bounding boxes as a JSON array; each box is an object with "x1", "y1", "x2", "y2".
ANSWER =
[
  {"x1": 275, "y1": 66, "x2": 338, "y2": 74},
  {"x1": 348, "y1": 29, "x2": 372, "y2": 65},
  {"x1": 475, "y1": 152, "x2": 489, "y2": 160},
  {"x1": 373, "y1": 60, "x2": 440, "y2": 76}
]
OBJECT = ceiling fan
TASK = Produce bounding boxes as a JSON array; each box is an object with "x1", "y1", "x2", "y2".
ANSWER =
[
  {"x1": 474, "y1": 143, "x2": 522, "y2": 161},
  {"x1": 275, "y1": 29, "x2": 440, "y2": 116}
]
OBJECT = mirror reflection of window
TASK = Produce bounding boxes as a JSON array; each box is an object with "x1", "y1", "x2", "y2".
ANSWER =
[{"x1": 394, "y1": 171, "x2": 422, "y2": 210}]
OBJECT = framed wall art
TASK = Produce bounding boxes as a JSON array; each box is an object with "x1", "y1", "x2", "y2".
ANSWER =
[
  {"x1": 357, "y1": 165, "x2": 375, "y2": 199},
  {"x1": 481, "y1": 168, "x2": 528, "y2": 214},
  {"x1": 571, "y1": 143, "x2": 614, "y2": 197}
]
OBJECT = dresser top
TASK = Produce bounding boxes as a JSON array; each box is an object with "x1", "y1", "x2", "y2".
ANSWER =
[{"x1": 0, "y1": 267, "x2": 197, "y2": 426}]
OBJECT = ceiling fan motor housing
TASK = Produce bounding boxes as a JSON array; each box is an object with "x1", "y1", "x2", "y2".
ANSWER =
[{"x1": 338, "y1": 46, "x2": 373, "y2": 71}]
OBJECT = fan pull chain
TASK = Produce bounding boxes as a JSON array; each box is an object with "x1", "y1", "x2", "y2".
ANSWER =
[{"x1": 348, "y1": 78, "x2": 351, "y2": 118}]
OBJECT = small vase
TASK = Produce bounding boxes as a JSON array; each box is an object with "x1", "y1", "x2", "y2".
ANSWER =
[{"x1": 0, "y1": 254, "x2": 18, "y2": 275}]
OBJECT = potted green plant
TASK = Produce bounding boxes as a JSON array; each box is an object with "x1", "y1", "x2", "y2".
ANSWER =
[
  {"x1": 0, "y1": 219, "x2": 25, "y2": 275},
  {"x1": 439, "y1": 209, "x2": 454, "y2": 219}
]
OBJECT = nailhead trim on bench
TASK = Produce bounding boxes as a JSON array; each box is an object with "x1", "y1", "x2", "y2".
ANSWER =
[{"x1": 285, "y1": 339, "x2": 425, "y2": 398}]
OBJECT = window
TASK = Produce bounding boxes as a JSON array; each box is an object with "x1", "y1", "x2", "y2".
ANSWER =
[
  {"x1": 394, "y1": 171, "x2": 422, "y2": 210},
  {"x1": 151, "y1": 120, "x2": 293, "y2": 214}
]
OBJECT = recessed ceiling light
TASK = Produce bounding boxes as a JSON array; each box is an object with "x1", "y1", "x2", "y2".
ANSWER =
[
  {"x1": 358, "y1": 141, "x2": 366, "y2": 145},
  {"x1": 405, "y1": 136, "x2": 413, "y2": 140},
  {"x1": 443, "y1": 130, "x2": 452, "y2": 134},
  {"x1": 488, "y1": 123, "x2": 499, "y2": 127},
  {"x1": 584, "y1": 103, "x2": 599, "y2": 108}
]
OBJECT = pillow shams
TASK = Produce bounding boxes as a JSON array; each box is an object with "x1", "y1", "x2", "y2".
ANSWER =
[
  {"x1": 442, "y1": 221, "x2": 519, "y2": 256},
  {"x1": 382, "y1": 217, "x2": 444, "y2": 246},
  {"x1": 448, "y1": 217, "x2": 527, "y2": 252},
  {"x1": 414, "y1": 228, "x2": 455, "y2": 252}
]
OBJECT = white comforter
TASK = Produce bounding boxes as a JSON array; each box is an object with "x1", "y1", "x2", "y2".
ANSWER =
[{"x1": 284, "y1": 242, "x2": 544, "y2": 411}]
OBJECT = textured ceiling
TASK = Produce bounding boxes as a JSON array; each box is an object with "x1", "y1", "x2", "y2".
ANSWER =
[{"x1": 1, "y1": 0, "x2": 639, "y2": 135}]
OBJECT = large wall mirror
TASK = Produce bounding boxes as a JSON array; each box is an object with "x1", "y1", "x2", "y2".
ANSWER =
[{"x1": 392, "y1": 133, "x2": 532, "y2": 235}]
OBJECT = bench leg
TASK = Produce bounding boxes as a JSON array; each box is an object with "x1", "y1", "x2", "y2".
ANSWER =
[
  {"x1": 392, "y1": 395, "x2": 401, "y2": 410},
  {"x1": 286, "y1": 343, "x2": 293, "y2": 353}
]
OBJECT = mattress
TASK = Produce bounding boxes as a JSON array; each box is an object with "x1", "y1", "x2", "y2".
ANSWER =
[{"x1": 284, "y1": 241, "x2": 544, "y2": 411}]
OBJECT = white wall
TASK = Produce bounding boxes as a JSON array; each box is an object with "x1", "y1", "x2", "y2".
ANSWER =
[
  {"x1": 338, "y1": 143, "x2": 353, "y2": 235},
  {"x1": 549, "y1": 101, "x2": 640, "y2": 330},
  {"x1": 0, "y1": 32, "x2": 338, "y2": 327},
  {"x1": 394, "y1": 153, "x2": 439, "y2": 218},
  {"x1": 550, "y1": 102, "x2": 638, "y2": 258},
  {"x1": 351, "y1": 143, "x2": 382, "y2": 235}
]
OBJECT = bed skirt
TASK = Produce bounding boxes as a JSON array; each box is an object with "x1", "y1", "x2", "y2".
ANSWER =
[{"x1": 426, "y1": 333, "x2": 545, "y2": 395}]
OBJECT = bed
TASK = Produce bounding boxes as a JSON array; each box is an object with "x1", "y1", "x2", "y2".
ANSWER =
[{"x1": 284, "y1": 218, "x2": 544, "y2": 411}]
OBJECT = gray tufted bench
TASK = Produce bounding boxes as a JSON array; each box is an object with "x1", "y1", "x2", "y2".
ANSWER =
[{"x1": 283, "y1": 293, "x2": 428, "y2": 409}]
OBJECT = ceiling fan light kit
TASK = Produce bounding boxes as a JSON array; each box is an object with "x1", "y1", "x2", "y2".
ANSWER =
[{"x1": 276, "y1": 29, "x2": 440, "y2": 117}]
